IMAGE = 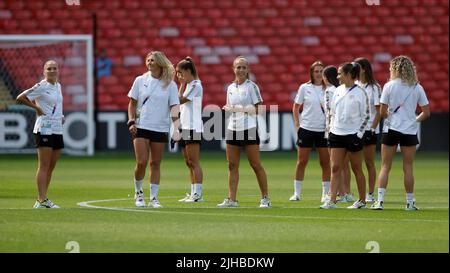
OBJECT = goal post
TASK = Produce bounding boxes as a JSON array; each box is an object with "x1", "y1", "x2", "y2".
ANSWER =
[{"x1": 0, "y1": 34, "x2": 94, "y2": 156}]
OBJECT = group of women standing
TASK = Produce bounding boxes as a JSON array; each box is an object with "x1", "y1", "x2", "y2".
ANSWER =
[
  {"x1": 18, "y1": 53, "x2": 429, "y2": 211},
  {"x1": 126, "y1": 52, "x2": 270, "y2": 209},
  {"x1": 289, "y1": 56, "x2": 429, "y2": 210}
]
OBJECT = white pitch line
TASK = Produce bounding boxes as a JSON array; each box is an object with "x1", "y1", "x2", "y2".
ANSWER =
[{"x1": 76, "y1": 198, "x2": 449, "y2": 223}]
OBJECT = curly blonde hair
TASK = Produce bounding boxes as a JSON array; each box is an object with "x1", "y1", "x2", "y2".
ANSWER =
[
  {"x1": 389, "y1": 55, "x2": 418, "y2": 86},
  {"x1": 146, "y1": 51, "x2": 175, "y2": 88}
]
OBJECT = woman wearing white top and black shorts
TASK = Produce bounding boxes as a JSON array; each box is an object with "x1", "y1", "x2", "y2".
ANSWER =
[
  {"x1": 355, "y1": 57, "x2": 382, "y2": 203},
  {"x1": 127, "y1": 51, "x2": 180, "y2": 208},
  {"x1": 175, "y1": 57, "x2": 204, "y2": 203},
  {"x1": 320, "y1": 62, "x2": 369, "y2": 209},
  {"x1": 16, "y1": 60, "x2": 64, "y2": 209},
  {"x1": 217, "y1": 56, "x2": 271, "y2": 208},
  {"x1": 322, "y1": 65, "x2": 353, "y2": 201},
  {"x1": 371, "y1": 56, "x2": 430, "y2": 211},
  {"x1": 290, "y1": 61, "x2": 331, "y2": 203}
]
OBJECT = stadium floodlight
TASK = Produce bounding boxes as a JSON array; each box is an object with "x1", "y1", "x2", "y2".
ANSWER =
[{"x1": 0, "y1": 35, "x2": 94, "y2": 155}]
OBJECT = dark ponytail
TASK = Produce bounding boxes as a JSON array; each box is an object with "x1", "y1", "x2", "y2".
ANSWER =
[
  {"x1": 354, "y1": 57, "x2": 378, "y2": 86},
  {"x1": 177, "y1": 56, "x2": 199, "y2": 79},
  {"x1": 340, "y1": 62, "x2": 360, "y2": 80},
  {"x1": 323, "y1": 66, "x2": 339, "y2": 87}
]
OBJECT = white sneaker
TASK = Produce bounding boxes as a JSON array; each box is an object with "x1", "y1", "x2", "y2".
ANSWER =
[
  {"x1": 178, "y1": 193, "x2": 191, "y2": 202},
  {"x1": 347, "y1": 200, "x2": 367, "y2": 209},
  {"x1": 405, "y1": 201, "x2": 419, "y2": 211},
  {"x1": 321, "y1": 194, "x2": 330, "y2": 203},
  {"x1": 289, "y1": 194, "x2": 300, "y2": 201},
  {"x1": 44, "y1": 198, "x2": 60, "y2": 208},
  {"x1": 217, "y1": 198, "x2": 238, "y2": 208},
  {"x1": 365, "y1": 193, "x2": 375, "y2": 203},
  {"x1": 185, "y1": 193, "x2": 204, "y2": 203},
  {"x1": 370, "y1": 201, "x2": 384, "y2": 210},
  {"x1": 337, "y1": 193, "x2": 354, "y2": 203},
  {"x1": 346, "y1": 194, "x2": 354, "y2": 202},
  {"x1": 33, "y1": 201, "x2": 46, "y2": 209},
  {"x1": 33, "y1": 199, "x2": 60, "y2": 209},
  {"x1": 134, "y1": 190, "x2": 146, "y2": 207},
  {"x1": 259, "y1": 196, "x2": 271, "y2": 208},
  {"x1": 319, "y1": 201, "x2": 337, "y2": 209},
  {"x1": 148, "y1": 197, "x2": 163, "y2": 208}
]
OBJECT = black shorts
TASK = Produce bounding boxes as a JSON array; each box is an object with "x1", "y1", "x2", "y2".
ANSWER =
[
  {"x1": 363, "y1": 130, "x2": 379, "y2": 146},
  {"x1": 328, "y1": 132, "x2": 364, "y2": 152},
  {"x1": 226, "y1": 128, "x2": 260, "y2": 147},
  {"x1": 178, "y1": 129, "x2": 202, "y2": 148},
  {"x1": 381, "y1": 129, "x2": 419, "y2": 146},
  {"x1": 297, "y1": 128, "x2": 328, "y2": 148},
  {"x1": 135, "y1": 128, "x2": 168, "y2": 143},
  {"x1": 34, "y1": 133, "x2": 64, "y2": 150}
]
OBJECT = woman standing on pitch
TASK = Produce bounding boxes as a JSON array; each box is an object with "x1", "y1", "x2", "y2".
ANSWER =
[
  {"x1": 320, "y1": 62, "x2": 369, "y2": 209},
  {"x1": 217, "y1": 56, "x2": 271, "y2": 208},
  {"x1": 371, "y1": 56, "x2": 429, "y2": 211},
  {"x1": 355, "y1": 57, "x2": 382, "y2": 203},
  {"x1": 323, "y1": 66, "x2": 353, "y2": 203},
  {"x1": 176, "y1": 57, "x2": 204, "y2": 203},
  {"x1": 127, "y1": 51, "x2": 180, "y2": 208},
  {"x1": 16, "y1": 60, "x2": 64, "y2": 208},
  {"x1": 289, "y1": 61, "x2": 331, "y2": 203}
]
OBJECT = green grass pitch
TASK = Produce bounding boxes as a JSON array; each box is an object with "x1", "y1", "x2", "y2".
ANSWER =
[{"x1": 0, "y1": 151, "x2": 448, "y2": 253}]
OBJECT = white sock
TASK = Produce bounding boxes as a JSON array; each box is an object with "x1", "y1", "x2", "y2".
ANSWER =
[
  {"x1": 406, "y1": 193, "x2": 414, "y2": 203},
  {"x1": 322, "y1": 181, "x2": 330, "y2": 196},
  {"x1": 134, "y1": 178, "x2": 143, "y2": 193},
  {"x1": 190, "y1": 184, "x2": 194, "y2": 196},
  {"x1": 294, "y1": 180, "x2": 302, "y2": 196},
  {"x1": 150, "y1": 183, "x2": 159, "y2": 199},
  {"x1": 378, "y1": 188, "x2": 386, "y2": 202},
  {"x1": 194, "y1": 183, "x2": 203, "y2": 196}
]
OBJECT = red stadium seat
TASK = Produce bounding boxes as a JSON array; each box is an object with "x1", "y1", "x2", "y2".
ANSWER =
[
  {"x1": 99, "y1": 76, "x2": 119, "y2": 86},
  {"x1": 27, "y1": 1, "x2": 45, "y2": 10},
  {"x1": 8, "y1": 1, "x2": 26, "y2": 10},
  {"x1": 374, "y1": 7, "x2": 391, "y2": 17},
  {"x1": 14, "y1": 10, "x2": 32, "y2": 19},
  {"x1": 439, "y1": 100, "x2": 449, "y2": 112}
]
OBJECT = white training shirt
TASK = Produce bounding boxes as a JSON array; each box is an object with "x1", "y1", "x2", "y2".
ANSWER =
[
  {"x1": 226, "y1": 79, "x2": 263, "y2": 131},
  {"x1": 357, "y1": 81, "x2": 381, "y2": 132},
  {"x1": 180, "y1": 79, "x2": 203, "y2": 132},
  {"x1": 324, "y1": 84, "x2": 337, "y2": 137},
  {"x1": 24, "y1": 79, "x2": 64, "y2": 135},
  {"x1": 128, "y1": 74, "x2": 179, "y2": 133},
  {"x1": 380, "y1": 78, "x2": 429, "y2": 135},
  {"x1": 294, "y1": 83, "x2": 326, "y2": 132},
  {"x1": 330, "y1": 84, "x2": 369, "y2": 137}
]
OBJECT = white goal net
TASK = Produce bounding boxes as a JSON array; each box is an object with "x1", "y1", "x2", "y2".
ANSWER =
[{"x1": 0, "y1": 35, "x2": 94, "y2": 155}]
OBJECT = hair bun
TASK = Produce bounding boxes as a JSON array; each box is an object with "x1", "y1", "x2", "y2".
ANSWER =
[{"x1": 185, "y1": 56, "x2": 192, "y2": 62}]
